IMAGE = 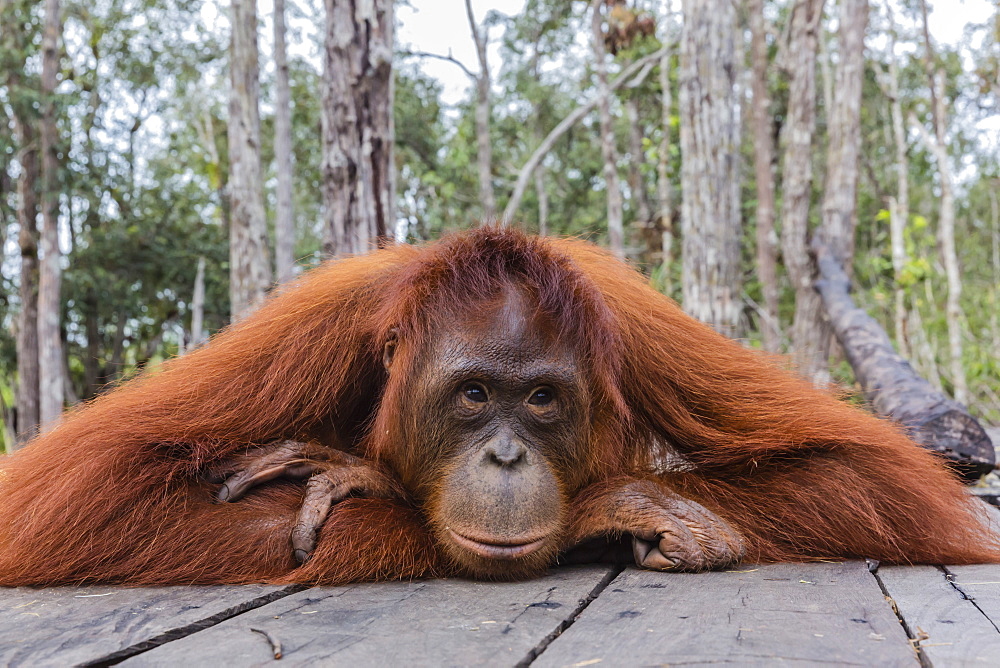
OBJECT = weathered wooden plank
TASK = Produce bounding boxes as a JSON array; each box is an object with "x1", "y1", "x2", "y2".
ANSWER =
[
  {"x1": 535, "y1": 562, "x2": 917, "y2": 667},
  {"x1": 121, "y1": 565, "x2": 616, "y2": 666},
  {"x1": 878, "y1": 564, "x2": 1000, "y2": 664},
  {"x1": 945, "y1": 563, "x2": 1000, "y2": 632},
  {"x1": 0, "y1": 584, "x2": 298, "y2": 667}
]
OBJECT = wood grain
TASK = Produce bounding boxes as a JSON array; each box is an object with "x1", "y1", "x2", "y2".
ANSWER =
[
  {"x1": 120, "y1": 566, "x2": 615, "y2": 666},
  {"x1": 879, "y1": 564, "x2": 1000, "y2": 665},
  {"x1": 0, "y1": 584, "x2": 297, "y2": 667},
  {"x1": 535, "y1": 562, "x2": 917, "y2": 667}
]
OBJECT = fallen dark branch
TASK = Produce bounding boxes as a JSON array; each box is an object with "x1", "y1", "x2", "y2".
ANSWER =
[{"x1": 812, "y1": 241, "x2": 995, "y2": 481}]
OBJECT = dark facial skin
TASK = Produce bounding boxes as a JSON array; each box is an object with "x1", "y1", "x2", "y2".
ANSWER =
[{"x1": 385, "y1": 289, "x2": 591, "y2": 579}]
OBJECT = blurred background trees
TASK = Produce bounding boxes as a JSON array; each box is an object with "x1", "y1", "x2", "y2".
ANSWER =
[{"x1": 2, "y1": 0, "x2": 999, "y2": 451}]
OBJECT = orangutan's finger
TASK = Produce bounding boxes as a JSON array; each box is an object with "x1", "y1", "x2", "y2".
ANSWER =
[
  {"x1": 290, "y1": 475, "x2": 343, "y2": 563},
  {"x1": 216, "y1": 441, "x2": 321, "y2": 502}
]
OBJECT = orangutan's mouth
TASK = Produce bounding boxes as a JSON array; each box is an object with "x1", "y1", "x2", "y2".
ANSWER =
[{"x1": 447, "y1": 528, "x2": 548, "y2": 560}]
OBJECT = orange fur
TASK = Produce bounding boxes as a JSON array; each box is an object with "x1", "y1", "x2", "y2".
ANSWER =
[{"x1": 0, "y1": 227, "x2": 996, "y2": 586}]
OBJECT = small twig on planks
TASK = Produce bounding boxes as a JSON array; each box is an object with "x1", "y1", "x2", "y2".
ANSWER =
[{"x1": 251, "y1": 627, "x2": 283, "y2": 660}]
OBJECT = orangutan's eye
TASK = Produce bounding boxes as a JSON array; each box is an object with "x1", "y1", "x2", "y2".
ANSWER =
[
  {"x1": 462, "y1": 383, "x2": 489, "y2": 403},
  {"x1": 527, "y1": 387, "x2": 554, "y2": 406}
]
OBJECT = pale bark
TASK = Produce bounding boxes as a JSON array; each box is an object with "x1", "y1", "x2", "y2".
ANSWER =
[
  {"x1": 322, "y1": 0, "x2": 394, "y2": 257},
  {"x1": 818, "y1": 24, "x2": 833, "y2": 121},
  {"x1": 3, "y1": 0, "x2": 41, "y2": 444},
  {"x1": 190, "y1": 256, "x2": 207, "y2": 350},
  {"x1": 679, "y1": 0, "x2": 741, "y2": 335},
  {"x1": 5, "y1": 40, "x2": 41, "y2": 445},
  {"x1": 502, "y1": 47, "x2": 667, "y2": 224},
  {"x1": 916, "y1": 0, "x2": 966, "y2": 404},
  {"x1": 778, "y1": 0, "x2": 825, "y2": 375},
  {"x1": 625, "y1": 99, "x2": 651, "y2": 226},
  {"x1": 990, "y1": 187, "x2": 999, "y2": 354},
  {"x1": 882, "y1": 12, "x2": 911, "y2": 359},
  {"x1": 465, "y1": 0, "x2": 496, "y2": 221},
  {"x1": 912, "y1": 280, "x2": 943, "y2": 389},
  {"x1": 13, "y1": 114, "x2": 39, "y2": 446},
  {"x1": 656, "y1": 43, "x2": 673, "y2": 290},
  {"x1": 805, "y1": 0, "x2": 867, "y2": 385},
  {"x1": 273, "y1": 0, "x2": 295, "y2": 284},
  {"x1": 747, "y1": 0, "x2": 779, "y2": 352},
  {"x1": 534, "y1": 156, "x2": 548, "y2": 236},
  {"x1": 819, "y1": 0, "x2": 867, "y2": 265},
  {"x1": 38, "y1": 0, "x2": 63, "y2": 431},
  {"x1": 912, "y1": 114, "x2": 967, "y2": 405},
  {"x1": 591, "y1": 0, "x2": 625, "y2": 259},
  {"x1": 228, "y1": 0, "x2": 271, "y2": 320}
]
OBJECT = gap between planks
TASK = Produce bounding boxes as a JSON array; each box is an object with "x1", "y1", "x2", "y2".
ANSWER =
[
  {"x1": 80, "y1": 584, "x2": 308, "y2": 667},
  {"x1": 515, "y1": 565, "x2": 625, "y2": 667},
  {"x1": 869, "y1": 560, "x2": 931, "y2": 668}
]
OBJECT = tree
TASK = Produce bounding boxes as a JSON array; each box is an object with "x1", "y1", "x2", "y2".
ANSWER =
[
  {"x1": 746, "y1": 0, "x2": 779, "y2": 351},
  {"x1": 322, "y1": 0, "x2": 394, "y2": 257},
  {"x1": 228, "y1": 0, "x2": 271, "y2": 319},
  {"x1": 37, "y1": 0, "x2": 62, "y2": 430},
  {"x1": 874, "y1": 7, "x2": 911, "y2": 360},
  {"x1": 678, "y1": 0, "x2": 741, "y2": 334},
  {"x1": 914, "y1": 0, "x2": 966, "y2": 404},
  {"x1": 1, "y1": 0, "x2": 41, "y2": 444},
  {"x1": 777, "y1": 0, "x2": 825, "y2": 373},
  {"x1": 466, "y1": 0, "x2": 497, "y2": 221},
  {"x1": 501, "y1": 47, "x2": 667, "y2": 225},
  {"x1": 273, "y1": 0, "x2": 296, "y2": 284},
  {"x1": 590, "y1": 0, "x2": 625, "y2": 259},
  {"x1": 807, "y1": 0, "x2": 868, "y2": 385},
  {"x1": 655, "y1": 6, "x2": 675, "y2": 292}
]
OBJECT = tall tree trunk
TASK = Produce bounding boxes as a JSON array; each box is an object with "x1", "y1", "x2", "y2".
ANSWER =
[
  {"x1": 883, "y1": 11, "x2": 911, "y2": 359},
  {"x1": 591, "y1": 0, "x2": 626, "y2": 259},
  {"x1": 625, "y1": 98, "x2": 651, "y2": 226},
  {"x1": 38, "y1": 0, "x2": 63, "y2": 431},
  {"x1": 778, "y1": 0, "x2": 825, "y2": 374},
  {"x1": 465, "y1": 0, "x2": 496, "y2": 221},
  {"x1": 806, "y1": 0, "x2": 867, "y2": 385},
  {"x1": 656, "y1": 36, "x2": 674, "y2": 293},
  {"x1": 679, "y1": 0, "x2": 741, "y2": 334},
  {"x1": 190, "y1": 256, "x2": 207, "y2": 350},
  {"x1": 912, "y1": 111, "x2": 966, "y2": 404},
  {"x1": 625, "y1": 97, "x2": 654, "y2": 263},
  {"x1": 273, "y1": 0, "x2": 295, "y2": 284},
  {"x1": 83, "y1": 293, "x2": 100, "y2": 398},
  {"x1": 3, "y1": 0, "x2": 41, "y2": 445},
  {"x1": 12, "y1": 112, "x2": 39, "y2": 446},
  {"x1": 228, "y1": 0, "x2": 271, "y2": 320},
  {"x1": 322, "y1": 0, "x2": 394, "y2": 258},
  {"x1": 534, "y1": 146, "x2": 548, "y2": 235},
  {"x1": 990, "y1": 186, "x2": 1000, "y2": 356},
  {"x1": 819, "y1": 0, "x2": 867, "y2": 266},
  {"x1": 747, "y1": 0, "x2": 780, "y2": 352},
  {"x1": 916, "y1": 0, "x2": 967, "y2": 405}
]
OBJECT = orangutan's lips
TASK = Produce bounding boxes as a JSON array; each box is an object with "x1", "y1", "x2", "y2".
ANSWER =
[{"x1": 447, "y1": 529, "x2": 547, "y2": 560}]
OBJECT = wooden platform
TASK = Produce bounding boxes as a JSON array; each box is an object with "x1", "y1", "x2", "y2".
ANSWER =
[
  {"x1": 3, "y1": 558, "x2": 1000, "y2": 667},
  {"x1": 4, "y1": 501, "x2": 1000, "y2": 666}
]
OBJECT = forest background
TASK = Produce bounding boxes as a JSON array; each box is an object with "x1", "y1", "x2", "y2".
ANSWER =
[{"x1": 1, "y1": 0, "x2": 998, "y2": 453}]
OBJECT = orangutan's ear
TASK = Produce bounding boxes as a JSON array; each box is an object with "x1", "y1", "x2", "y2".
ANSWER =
[{"x1": 383, "y1": 328, "x2": 399, "y2": 372}]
